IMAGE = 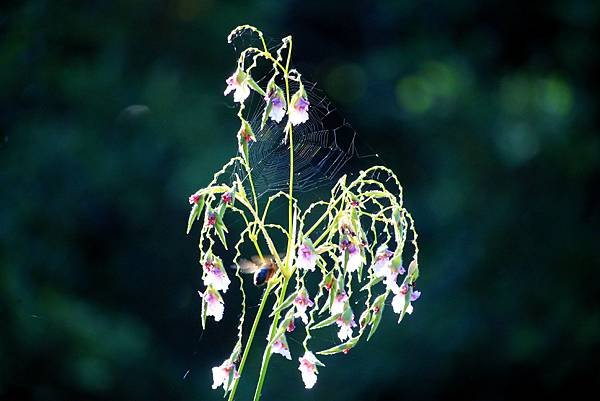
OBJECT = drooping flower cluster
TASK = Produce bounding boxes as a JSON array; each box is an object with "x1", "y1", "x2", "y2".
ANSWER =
[{"x1": 187, "y1": 25, "x2": 422, "y2": 400}]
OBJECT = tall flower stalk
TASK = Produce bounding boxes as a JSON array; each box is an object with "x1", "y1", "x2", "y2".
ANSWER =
[{"x1": 187, "y1": 25, "x2": 422, "y2": 401}]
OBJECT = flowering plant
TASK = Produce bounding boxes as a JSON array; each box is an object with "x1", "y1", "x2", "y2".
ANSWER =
[{"x1": 187, "y1": 25, "x2": 421, "y2": 401}]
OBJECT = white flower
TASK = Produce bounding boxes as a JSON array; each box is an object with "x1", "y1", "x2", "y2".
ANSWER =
[
  {"x1": 391, "y1": 284, "x2": 421, "y2": 316},
  {"x1": 296, "y1": 240, "x2": 317, "y2": 271},
  {"x1": 338, "y1": 240, "x2": 364, "y2": 273},
  {"x1": 199, "y1": 287, "x2": 224, "y2": 322},
  {"x1": 372, "y1": 245, "x2": 394, "y2": 278},
  {"x1": 392, "y1": 292, "x2": 413, "y2": 315},
  {"x1": 336, "y1": 314, "x2": 357, "y2": 341},
  {"x1": 271, "y1": 333, "x2": 291, "y2": 360},
  {"x1": 269, "y1": 96, "x2": 286, "y2": 122},
  {"x1": 265, "y1": 85, "x2": 287, "y2": 123},
  {"x1": 224, "y1": 69, "x2": 250, "y2": 103},
  {"x1": 298, "y1": 351, "x2": 322, "y2": 389},
  {"x1": 331, "y1": 292, "x2": 349, "y2": 316},
  {"x1": 202, "y1": 256, "x2": 231, "y2": 293},
  {"x1": 293, "y1": 289, "x2": 314, "y2": 324},
  {"x1": 372, "y1": 245, "x2": 406, "y2": 291},
  {"x1": 211, "y1": 359, "x2": 238, "y2": 391},
  {"x1": 289, "y1": 92, "x2": 310, "y2": 126}
]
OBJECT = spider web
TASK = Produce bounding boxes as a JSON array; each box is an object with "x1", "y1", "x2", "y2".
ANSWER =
[{"x1": 227, "y1": 30, "x2": 377, "y2": 203}]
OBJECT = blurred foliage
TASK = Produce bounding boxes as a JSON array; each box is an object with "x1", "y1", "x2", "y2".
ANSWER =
[{"x1": 1, "y1": 0, "x2": 599, "y2": 400}]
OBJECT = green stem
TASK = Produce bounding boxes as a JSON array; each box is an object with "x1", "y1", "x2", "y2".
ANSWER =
[
  {"x1": 284, "y1": 38, "x2": 295, "y2": 278},
  {"x1": 228, "y1": 282, "x2": 274, "y2": 401},
  {"x1": 252, "y1": 276, "x2": 291, "y2": 401}
]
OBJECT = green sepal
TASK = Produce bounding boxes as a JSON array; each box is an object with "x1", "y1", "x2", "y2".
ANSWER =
[
  {"x1": 367, "y1": 293, "x2": 388, "y2": 341},
  {"x1": 397, "y1": 291, "x2": 411, "y2": 323},
  {"x1": 200, "y1": 292, "x2": 208, "y2": 330},
  {"x1": 215, "y1": 222, "x2": 228, "y2": 250},
  {"x1": 247, "y1": 76, "x2": 265, "y2": 96},
  {"x1": 234, "y1": 176, "x2": 247, "y2": 201},
  {"x1": 202, "y1": 185, "x2": 230, "y2": 196},
  {"x1": 357, "y1": 249, "x2": 365, "y2": 281},
  {"x1": 407, "y1": 259, "x2": 419, "y2": 282},
  {"x1": 268, "y1": 308, "x2": 295, "y2": 346},
  {"x1": 186, "y1": 194, "x2": 205, "y2": 234},
  {"x1": 224, "y1": 365, "x2": 236, "y2": 397},
  {"x1": 268, "y1": 290, "x2": 297, "y2": 318},
  {"x1": 341, "y1": 305, "x2": 354, "y2": 322},
  {"x1": 230, "y1": 342, "x2": 242, "y2": 362},
  {"x1": 317, "y1": 337, "x2": 358, "y2": 356},
  {"x1": 319, "y1": 273, "x2": 337, "y2": 315},
  {"x1": 311, "y1": 312, "x2": 341, "y2": 330},
  {"x1": 359, "y1": 308, "x2": 371, "y2": 329},
  {"x1": 237, "y1": 120, "x2": 255, "y2": 160},
  {"x1": 392, "y1": 206, "x2": 402, "y2": 224},
  {"x1": 261, "y1": 100, "x2": 273, "y2": 129},
  {"x1": 359, "y1": 275, "x2": 384, "y2": 292}
]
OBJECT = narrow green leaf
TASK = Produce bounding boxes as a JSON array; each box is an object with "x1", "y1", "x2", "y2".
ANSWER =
[
  {"x1": 408, "y1": 259, "x2": 419, "y2": 282},
  {"x1": 311, "y1": 312, "x2": 341, "y2": 330},
  {"x1": 359, "y1": 275, "x2": 384, "y2": 292},
  {"x1": 261, "y1": 101, "x2": 272, "y2": 130},
  {"x1": 317, "y1": 337, "x2": 358, "y2": 355},
  {"x1": 186, "y1": 203, "x2": 199, "y2": 234},
  {"x1": 367, "y1": 307, "x2": 385, "y2": 341},
  {"x1": 215, "y1": 223, "x2": 228, "y2": 250},
  {"x1": 247, "y1": 77, "x2": 266, "y2": 96},
  {"x1": 319, "y1": 279, "x2": 337, "y2": 315},
  {"x1": 397, "y1": 292, "x2": 410, "y2": 323},
  {"x1": 367, "y1": 293, "x2": 388, "y2": 341},
  {"x1": 269, "y1": 291, "x2": 297, "y2": 318},
  {"x1": 201, "y1": 294, "x2": 207, "y2": 330}
]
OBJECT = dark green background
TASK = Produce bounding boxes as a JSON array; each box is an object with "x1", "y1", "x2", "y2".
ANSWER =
[{"x1": 1, "y1": 0, "x2": 599, "y2": 400}]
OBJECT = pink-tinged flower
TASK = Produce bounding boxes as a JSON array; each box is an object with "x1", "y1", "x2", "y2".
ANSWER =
[
  {"x1": 206, "y1": 212, "x2": 216, "y2": 227},
  {"x1": 224, "y1": 69, "x2": 250, "y2": 103},
  {"x1": 331, "y1": 291, "x2": 349, "y2": 315},
  {"x1": 336, "y1": 313, "x2": 357, "y2": 341},
  {"x1": 189, "y1": 193, "x2": 201, "y2": 205},
  {"x1": 298, "y1": 351, "x2": 322, "y2": 389},
  {"x1": 411, "y1": 290, "x2": 422, "y2": 302},
  {"x1": 286, "y1": 318, "x2": 296, "y2": 332},
  {"x1": 221, "y1": 192, "x2": 233, "y2": 204},
  {"x1": 199, "y1": 287, "x2": 224, "y2": 322},
  {"x1": 289, "y1": 92, "x2": 310, "y2": 126},
  {"x1": 293, "y1": 289, "x2": 314, "y2": 324},
  {"x1": 399, "y1": 283, "x2": 409, "y2": 295},
  {"x1": 271, "y1": 333, "x2": 291, "y2": 360},
  {"x1": 296, "y1": 240, "x2": 317, "y2": 271},
  {"x1": 324, "y1": 275, "x2": 334, "y2": 291},
  {"x1": 338, "y1": 241, "x2": 364, "y2": 273},
  {"x1": 237, "y1": 120, "x2": 256, "y2": 157},
  {"x1": 237, "y1": 121, "x2": 255, "y2": 144},
  {"x1": 211, "y1": 359, "x2": 239, "y2": 391},
  {"x1": 202, "y1": 256, "x2": 231, "y2": 293}
]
